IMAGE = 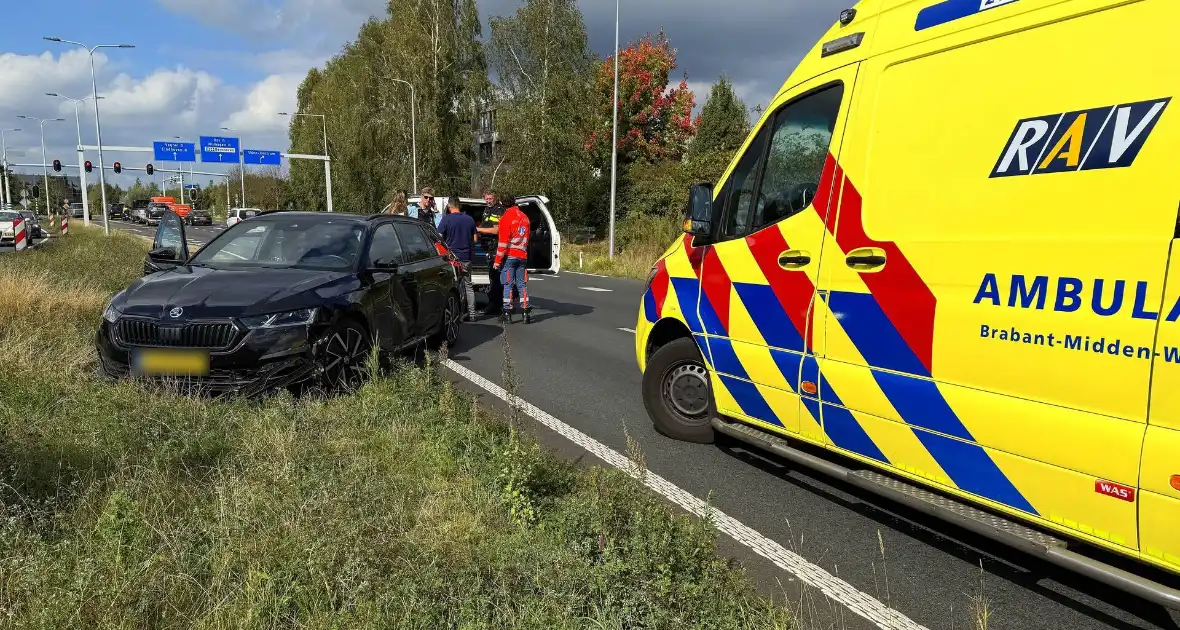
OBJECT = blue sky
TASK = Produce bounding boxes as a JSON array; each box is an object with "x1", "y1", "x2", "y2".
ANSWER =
[{"x1": 0, "y1": 0, "x2": 841, "y2": 191}]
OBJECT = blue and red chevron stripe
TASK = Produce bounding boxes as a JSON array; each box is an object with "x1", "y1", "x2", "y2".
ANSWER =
[{"x1": 638, "y1": 157, "x2": 1037, "y2": 515}]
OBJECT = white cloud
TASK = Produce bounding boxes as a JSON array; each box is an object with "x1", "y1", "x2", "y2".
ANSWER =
[
  {"x1": 0, "y1": 49, "x2": 107, "y2": 111},
  {"x1": 220, "y1": 73, "x2": 303, "y2": 136},
  {"x1": 101, "y1": 68, "x2": 221, "y2": 125},
  {"x1": 0, "y1": 50, "x2": 295, "y2": 188}
]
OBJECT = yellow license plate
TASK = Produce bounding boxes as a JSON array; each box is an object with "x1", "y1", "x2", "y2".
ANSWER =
[{"x1": 132, "y1": 348, "x2": 210, "y2": 376}]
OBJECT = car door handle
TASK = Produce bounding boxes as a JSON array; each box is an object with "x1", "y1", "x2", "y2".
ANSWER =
[
  {"x1": 778, "y1": 249, "x2": 811, "y2": 269},
  {"x1": 846, "y1": 247, "x2": 886, "y2": 270}
]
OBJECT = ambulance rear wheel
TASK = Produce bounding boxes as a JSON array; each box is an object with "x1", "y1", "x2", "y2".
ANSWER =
[{"x1": 643, "y1": 337, "x2": 715, "y2": 444}]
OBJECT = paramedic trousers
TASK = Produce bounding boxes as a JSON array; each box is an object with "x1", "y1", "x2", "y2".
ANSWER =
[{"x1": 501, "y1": 257, "x2": 529, "y2": 312}]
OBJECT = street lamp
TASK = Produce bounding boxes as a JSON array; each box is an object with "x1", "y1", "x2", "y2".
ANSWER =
[
  {"x1": 17, "y1": 115, "x2": 64, "y2": 215},
  {"x1": 46, "y1": 93, "x2": 102, "y2": 225},
  {"x1": 0, "y1": 128, "x2": 18, "y2": 209},
  {"x1": 388, "y1": 80, "x2": 417, "y2": 194},
  {"x1": 608, "y1": 0, "x2": 620, "y2": 259},
  {"x1": 45, "y1": 37, "x2": 135, "y2": 236},
  {"x1": 220, "y1": 126, "x2": 247, "y2": 208},
  {"x1": 172, "y1": 135, "x2": 194, "y2": 204},
  {"x1": 278, "y1": 111, "x2": 334, "y2": 212}
]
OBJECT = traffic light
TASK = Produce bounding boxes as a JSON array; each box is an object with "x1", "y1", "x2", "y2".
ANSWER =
[
  {"x1": 84, "y1": 160, "x2": 93, "y2": 173},
  {"x1": 113, "y1": 161, "x2": 122, "y2": 174},
  {"x1": 145, "y1": 163, "x2": 153, "y2": 176},
  {"x1": 52, "y1": 159, "x2": 61, "y2": 172},
  {"x1": 31, "y1": 185, "x2": 39, "y2": 198}
]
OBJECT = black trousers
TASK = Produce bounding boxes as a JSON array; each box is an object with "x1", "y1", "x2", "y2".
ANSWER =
[{"x1": 485, "y1": 258, "x2": 504, "y2": 313}]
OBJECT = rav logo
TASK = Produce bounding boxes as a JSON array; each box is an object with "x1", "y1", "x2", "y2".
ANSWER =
[
  {"x1": 1095, "y1": 479, "x2": 1136, "y2": 502},
  {"x1": 990, "y1": 98, "x2": 1170, "y2": 177}
]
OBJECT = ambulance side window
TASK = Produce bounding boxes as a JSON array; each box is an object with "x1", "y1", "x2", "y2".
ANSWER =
[
  {"x1": 719, "y1": 125, "x2": 771, "y2": 239},
  {"x1": 752, "y1": 83, "x2": 844, "y2": 231}
]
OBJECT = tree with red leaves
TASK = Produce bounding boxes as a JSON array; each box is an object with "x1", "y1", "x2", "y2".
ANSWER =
[{"x1": 587, "y1": 31, "x2": 697, "y2": 165}]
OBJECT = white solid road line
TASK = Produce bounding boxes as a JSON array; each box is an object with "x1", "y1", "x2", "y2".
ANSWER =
[
  {"x1": 580, "y1": 287, "x2": 612, "y2": 292},
  {"x1": 567, "y1": 270, "x2": 609, "y2": 278},
  {"x1": 618, "y1": 327, "x2": 636, "y2": 333},
  {"x1": 442, "y1": 359, "x2": 929, "y2": 630}
]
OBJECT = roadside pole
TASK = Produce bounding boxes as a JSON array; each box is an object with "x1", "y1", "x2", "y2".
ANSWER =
[{"x1": 1, "y1": 128, "x2": 19, "y2": 210}]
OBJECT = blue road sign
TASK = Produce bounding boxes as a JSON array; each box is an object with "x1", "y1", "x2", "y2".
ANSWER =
[
  {"x1": 199, "y1": 135, "x2": 240, "y2": 163},
  {"x1": 153, "y1": 141, "x2": 196, "y2": 162},
  {"x1": 184, "y1": 184, "x2": 199, "y2": 191},
  {"x1": 244, "y1": 149, "x2": 282, "y2": 166}
]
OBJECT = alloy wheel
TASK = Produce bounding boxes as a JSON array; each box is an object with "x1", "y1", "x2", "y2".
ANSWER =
[
  {"x1": 443, "y1": 295, "x2": 460, "y2": 346},
  {"x1": 321, "y1": 325, "x2": 371, "y2": 390}
]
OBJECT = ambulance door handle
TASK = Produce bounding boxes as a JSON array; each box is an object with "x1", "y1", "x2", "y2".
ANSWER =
[
  {"x1": 778, "y1": 249, "x2": 811, "y2": 269},
  {"x1": 846, "y1": 247, "x2": 886, "y2": 270}
]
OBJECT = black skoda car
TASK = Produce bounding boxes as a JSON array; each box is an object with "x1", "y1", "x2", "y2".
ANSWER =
[{"x1": 97, "y1": 210, "x2": 465, "y2": 395}]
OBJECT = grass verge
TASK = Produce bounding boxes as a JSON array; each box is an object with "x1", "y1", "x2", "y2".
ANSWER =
[
  {"x1": 561, "y1": 215, "x2": 682, "y2": 280},
  {"x1": 0, "y1": 226, "x2": 794, "y2": 628}
]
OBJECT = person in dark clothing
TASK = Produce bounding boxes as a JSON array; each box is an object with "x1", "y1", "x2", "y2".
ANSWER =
[
  {"x1": 437, "y1": 196, "x2": 478, "y2": 321},
  {"x1": 476, "y1": 191, "x2": 505, "y2": 317}
]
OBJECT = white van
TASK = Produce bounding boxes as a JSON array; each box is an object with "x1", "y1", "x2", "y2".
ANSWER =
[
  {"x1": 398, "y1": 195, "x2": 561, "y2": 290},
  {"x1": 226, "y1": 207, "x2": 262, "y2": 228}
]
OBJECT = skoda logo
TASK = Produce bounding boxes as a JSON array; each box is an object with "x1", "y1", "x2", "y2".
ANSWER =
[{"x1": 168, "y1": 307, "x2": 183, "y2": 319}]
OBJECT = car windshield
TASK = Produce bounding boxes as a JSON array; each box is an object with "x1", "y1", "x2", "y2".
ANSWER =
[
  {"x1": 190, "y1": 216, "x2": 365, "y2": 270},
  {"x1": 0, "y1": 211, "x2": 18, "y2": 221}
]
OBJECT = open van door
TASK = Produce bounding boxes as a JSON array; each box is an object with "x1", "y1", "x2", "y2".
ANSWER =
[
  {"x1": 516, "y1": 195, "x2": 560, "y2": 274},
  {"x1": 143, "y1": 211, "x2": 189, "y2": 275}
]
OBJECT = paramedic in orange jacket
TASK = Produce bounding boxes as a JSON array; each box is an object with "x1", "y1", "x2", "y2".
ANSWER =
[{"x1": 492, "y1": 193, "x2": 532, "y2": 324}]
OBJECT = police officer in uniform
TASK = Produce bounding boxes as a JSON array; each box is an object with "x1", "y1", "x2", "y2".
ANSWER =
[{"x1": 476, "y1": 192, "x2": 504, "y2": 317}]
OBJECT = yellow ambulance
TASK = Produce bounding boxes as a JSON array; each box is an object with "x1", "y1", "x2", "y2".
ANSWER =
[{"x1": 635, "y1": 0, "x2": 1180, "y2": 608}]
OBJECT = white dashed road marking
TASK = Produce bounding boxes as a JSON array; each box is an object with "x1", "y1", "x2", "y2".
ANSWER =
[
  {"x1": 567, "y1": 270, "x2": 609, "y2": 278},
  {"x1": 618, "y1": 327, "x2": 635, "y2": 333},
  {"x1": 580, "y1": 287, "x2": 612, "y2": 292},
  {"x1": 443, "y1": 359, "x2": 929, "y2": 630}
]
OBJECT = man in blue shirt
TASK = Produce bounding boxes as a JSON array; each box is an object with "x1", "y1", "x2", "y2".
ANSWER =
[{"x1": 437, "y1": 196, "x2": 478, "y2": 321}]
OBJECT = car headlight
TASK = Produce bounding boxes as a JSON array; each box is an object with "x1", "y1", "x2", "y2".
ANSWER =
[
  {"x1": 240, "y1": 308, "x2": 317, "y2": 330},
  {"x1": 102, "y1": 292, "x2": 126, "y2": 323}
]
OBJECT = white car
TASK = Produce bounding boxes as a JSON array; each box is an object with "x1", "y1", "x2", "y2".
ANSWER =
[
  {"x1": 0, "y1": 210, "x2": 18, "y2": 244},
  {"x1": 396, "y1": 195, "x2": 561, "y2": 290},
  {"x1": 226, "y1": 207, "x2": 262, "y2": 227}
]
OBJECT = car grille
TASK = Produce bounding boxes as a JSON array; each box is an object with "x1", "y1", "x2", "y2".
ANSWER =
[{"x1": 116, "y1": 319, "x2": 240, "y2": 350}]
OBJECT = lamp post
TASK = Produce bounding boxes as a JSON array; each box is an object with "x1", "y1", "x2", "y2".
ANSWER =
[
  {"x1": 45, "y1": 37, "x2": 135, "y2": 236},
  {"x1": 278, "y1": 111, "x2": 333, "y2": 212},
  {"x1": 608, "y1": 0, "x2": 621, "y2": 259},
  {"x1": 0, "y1": 128, "x2": 17, "y2": 209},
  {"x1": 17, "y1": 116, "x2": 64, "y2": 215},
  {"x1": 46, "y1": 93, "x2": 102, "y2": 225},
  {"x1": 172, "y1": 135, "x2": 191, "y2": 204},
  {"x1": 220, "y1": 126, "x2": 247, "y2": 208},
  {"x1": 389, "y1": 79, "x2": 417, "y2": 193}
]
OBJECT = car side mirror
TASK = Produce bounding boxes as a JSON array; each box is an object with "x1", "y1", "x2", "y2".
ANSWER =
[
  {"x1": 372, "y1": 258, "x2": 399, "y2": 271},
  {"x1": 148, "y1": 247, "x2": 179, "y2": 262},
  {"x1": 683, "y1": 183, "x2": 716, "y2": 237}
]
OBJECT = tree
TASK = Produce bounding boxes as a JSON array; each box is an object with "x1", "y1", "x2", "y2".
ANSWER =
[
  {"x1": 587, "y1": 31, "x2": 697, "y2": 165},
  {"x1": 689, "y1": 76, "x2": 749, "y2": 158},
  {"x1": 487, "y1": 0, "x2": 597, "y2": 226},
  {"x1": 287, "y1": 0, "x2": 488, "y2": 213}
]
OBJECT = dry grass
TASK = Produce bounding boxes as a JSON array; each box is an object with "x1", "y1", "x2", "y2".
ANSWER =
[
  {"x1": 0, "y1": 225, "x2": 796, "y2": 629},
  {"x1": 562, "y1": 214, "x2": 682, "y2": 280}
]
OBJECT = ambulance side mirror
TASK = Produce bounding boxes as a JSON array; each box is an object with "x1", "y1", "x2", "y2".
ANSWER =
[{"x1": 683, "y1": 183, "x2": 715, "y2": 237}]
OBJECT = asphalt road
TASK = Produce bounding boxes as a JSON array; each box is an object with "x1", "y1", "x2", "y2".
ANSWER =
[
  {"x1": 109, "y1": 218, "x2": 224, "y2": 249},
  {"x1": 443, "y1": 271, "x2": 1179, "y2": 630},
  {"x1": 104, "y1": 219, "x2": 1178, "y2": 629}
]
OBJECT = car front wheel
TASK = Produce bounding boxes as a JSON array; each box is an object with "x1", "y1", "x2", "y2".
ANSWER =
[
  {"x1": 317, "y1": 320, "x2": 372, "y2": 392},
  {"x1": 642, "y1": 337, "x2": 715, "y2": 443}
]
